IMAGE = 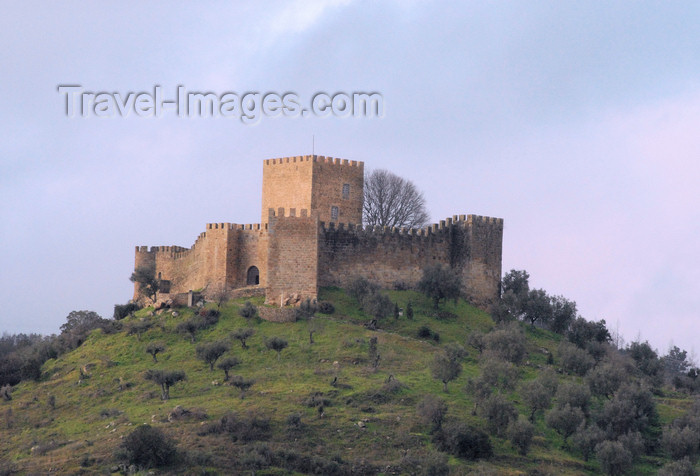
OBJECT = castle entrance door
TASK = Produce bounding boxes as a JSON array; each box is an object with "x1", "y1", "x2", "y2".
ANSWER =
[{"x1": 247, "y1": 266, "x2": 260, "y2": 285}]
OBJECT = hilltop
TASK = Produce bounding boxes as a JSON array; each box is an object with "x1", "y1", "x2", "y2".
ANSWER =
[{"x1": 0, "y1": 284, "x2": 698, "y2": 475}]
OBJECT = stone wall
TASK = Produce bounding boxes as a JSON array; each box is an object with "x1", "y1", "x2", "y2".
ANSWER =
[
  {"x1": 134, "y1": 222, "x2": 268, "y2": 302},
  {"x1": 318, "y1": 223, "x2": 447, "y2": 289},
  {"x1": 317, "y1": 215, "x2": 503, "y2": 308},
  {"x1": 265, "y1": 208, "x2": 319, "y2": 305}
]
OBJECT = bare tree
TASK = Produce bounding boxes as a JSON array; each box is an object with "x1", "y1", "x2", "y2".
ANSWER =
[
  {"x1": 209, "y1": 283, "x2": 229, "y2": 308},
  {"x1": 363, "y1": 169, "x2": 429, "y2": 228}
]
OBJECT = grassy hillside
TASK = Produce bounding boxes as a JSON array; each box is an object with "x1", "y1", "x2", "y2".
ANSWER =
[{"x1": 0, "y1": 288, "x2": 694, "y2": 475}]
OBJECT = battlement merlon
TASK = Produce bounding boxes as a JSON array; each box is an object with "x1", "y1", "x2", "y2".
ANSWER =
[
  {"x1": 317, "y1": 214, "x2": 503, "y2": 235},
  {"x1": 268, "y1": 208, "x2": 310, "y2": 219},
  {"x1": 135, "y1": 245, "x2": 191, "y2": 254},
  {"x1": 264, "y1": 155, "x2": 364, "y2": 168}
]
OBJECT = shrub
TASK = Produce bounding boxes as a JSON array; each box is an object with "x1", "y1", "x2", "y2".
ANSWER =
[
  {"x1": 595, "y1": 440, "x2": 632, "y2": 476},
  {"x1": 658, "y1": 458, "x2": 698, "y2": 476},
  {"x1": 295, "y1": 298, "x2": 317, "y2": 320},
  {"x1": 199, "y1": 308, "x2": 219, "y2": 318},
  {"x1": 466, "y1": 330, "x2": 485, "y2": 355},
  {"x1": 480, "y1": 358, "x2": 519, "y2": 392},
  {"x1": 239, "y1": 301, "x2": 257, "y2": 319},
  {"x1": 231, "y1": 375, "x2": 255, "y2": 399},
  {"x1": 347, "y1": 277, "x2": 379, "y2": 305},
  {"x1": 381, "y1": 375, "x2": 406, "y2": 394},
  {"x1": 508, "y1": 417, "x2": 535, "y2": 455},
  {"x1": 127, "y1": 319, "x2": 153, "y2": 340},
  {"x1": 286, "y1": 412, "x2": 303, "y2": 432},
  {"x1": 264, "y1": 336, "x2": 288, "y2": 360},
  {"x1": 572, "y1": 423, "x2": 606, "y2": 461},
  {"x1": 221, "y1": 411, "x2": 271, "y2": 442},
  {"x1": 217, "y1": 356, "x2": 240, "y2": 381},
  {"x1": 627, "y1": 340, "x2": 664, "y2": 386},
  {"x1": 662, "y1": 425, "x2": 700, "y2": 461},
  {"x1": 618, "y1": 431, "x2": 644, "y2": 460},
  {"x1": 597, "y1": 383, "x2": 656, "y2": 438},
  {"x1": 145, "y1": 342, "x2": 165, "y2": 363},
  {"x1": 196, "y1": 340, "x2": 229, "y2": 370},
  {"x1": 406, "y1": 301, "x2": 414, "y2": 320},
  {"x1": 303, "y1": 392, "x2": 331, "y2": 408},
  {"x1": 482, "y1": 393, "x2": 517, "y2": 437},
  {"x1": 483, "y1": 323, "x2": 527, "y2": 365},
  {"x1": 368, "y1": 336, "x2": 378, "y2": 362},
  {"x1": 558, "y1": 341, "x2": 595, "y2": 376},
  {"x1": 363, "y1": 292, "x2": 394, "y2": 320},
  {"x1": 399, "y1": 451, "x2": 448, "y2": 476},
  {"x1": 587, "y1": 360, "x2": 625, "y2": 398},
  {"x1": 546, "y1": 404, "x2": 585, "y2": 444},
  {"x1": 433, "y1": 421, "x2": 492, "y2": 460},
  {"x1": 417, "y1": 325, "x2": 433, "y2": 339},
  {"x1": 113, "y1": 302, "x2": 140, "y2": 320},
  {"x1": 0, "y1": 385, "x2": 11, "y2": 401},
  {"x1": 567, "y1": 317, "x2": 611, "y2": 349},
  {"x1": 198, "y1": 308, "x2": 220, "y2": 326},
  {"x1": 120, "y1": 424, "x2": 177, "y2": 469},
  {"x1": 417, "y1": 264, "x2": 462, "y2": 309},
  {"x1": 556, "y1": 382, "x2": 591, "y2": 415},
  {"x1": 176, "y1": 319, "x2": 200, "y2": 343},
  {"x1": 200, "y1": 412, "x2": 271, "y2": 442},
  {"x1": 431, "y1": 351, "x2": 462, "y2": 392},
  {"x1": 318, "y1": 301, "x2": 335, "y2": 314},
  {"x1": 521, "y1": 378, "x2": 554, "y2": 422},
  {"x1": 231, "y1": 328, "x2": 255, "y2": 349},
  {"x1": 416, "y1": 395, "x2": 448, "y2": 432},
  {"x1": 433, "y1": 310, "x2": 458, "y2": 320},
  {"x1": 392, "y1": 280, "x2": 411, "y2": 291},
  {"x1": 489, "y1": 300, "x2": 514, "y2": 324},
  {"x1": 144, "y1": 369, "x2": 186, "y2": 400}
]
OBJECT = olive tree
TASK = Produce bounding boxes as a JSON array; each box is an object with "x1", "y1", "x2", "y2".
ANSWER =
[
  {"x1": 144, "y1": 369, "x2": 186, "y2": 400},
  {"x1": 418, "y1": 264, "x2": 462, "y2": 310},
  {"x1": 265, "y1": 337, "x2": 288, "y2": 360},
  {"x1": 196, "y1": 341, "x2": 230, "y2": 370},
  {"x1": 145, "y1": 342, "x2": 165, "y2": 363},
  {"x1": 130, "y1": 265, "x2": 160, "y2": 303}
]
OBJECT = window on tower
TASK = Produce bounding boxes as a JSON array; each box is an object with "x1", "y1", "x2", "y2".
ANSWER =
[
  {"x1": 342, "y1": 183, "x2": 350, "y2": 199},
  {"x1": 331, "y1": 206, "x2": 339, "y2": 220}
]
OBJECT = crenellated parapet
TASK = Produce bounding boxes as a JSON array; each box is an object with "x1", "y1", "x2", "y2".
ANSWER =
[
  {"x1": 264, "y1": 154, "x2": 363, "y2": 168},
  {"x1": 268, "y1": 207, "x2": 310, "y2": 219},
  {"x1": 318, "y1": 214, "x2": 503, "y2": 239}
]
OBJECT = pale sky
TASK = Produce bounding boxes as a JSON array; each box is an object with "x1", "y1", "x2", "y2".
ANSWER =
[{"x1": 1, "y1": 1, "x2": 698, "y2": 357}]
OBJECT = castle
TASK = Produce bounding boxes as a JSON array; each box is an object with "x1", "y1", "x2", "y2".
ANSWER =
[{"x1": 134, "y1": 155, "x2": 504, "y2": 310}]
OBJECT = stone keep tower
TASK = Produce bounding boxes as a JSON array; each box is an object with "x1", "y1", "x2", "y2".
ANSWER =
[{"x1": 261, "y1": 156, "x2": 364, "y2": 225}]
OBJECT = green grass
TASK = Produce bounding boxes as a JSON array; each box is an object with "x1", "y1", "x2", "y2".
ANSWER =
[{"x1": 0, "y1": 289, "x2": 696, "y2": 475}]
